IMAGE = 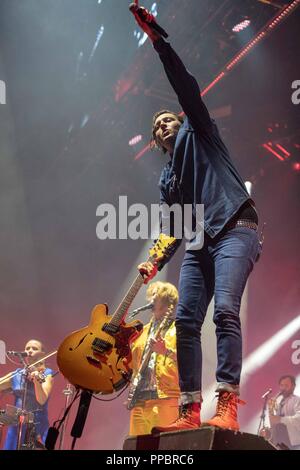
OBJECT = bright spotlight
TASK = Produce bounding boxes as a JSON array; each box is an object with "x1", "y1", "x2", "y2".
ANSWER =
[
  {"x1": 129, "y1": 135, "x2": 143, "y2": 146},
  {"x1": 232, "y1": 19, "x2": 251, "y2": 33}
]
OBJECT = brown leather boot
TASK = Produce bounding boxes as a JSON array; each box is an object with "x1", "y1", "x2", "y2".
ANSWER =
[
  {"x1": 203, "y1": 391, "x2": 245, "y2": 431},
  {"x1": 151, "y1": 402, "x2": 201, "y2": 434}
]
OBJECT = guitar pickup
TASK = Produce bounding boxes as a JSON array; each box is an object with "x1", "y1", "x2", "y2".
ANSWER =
[
  {"x1": 92, "y1": 337, "x2": 112, "y2": 354},
  {"x1": 102, "y1": 323, "x2": 119, "y2": 335},
  {"x1": 86, "y1": 355, "x2": 101, "y2": 366}
]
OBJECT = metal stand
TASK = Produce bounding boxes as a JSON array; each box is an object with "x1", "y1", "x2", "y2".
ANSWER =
[
  {"x1": 16, "y1": 355, "x2": 30, "y2": 450},
  {"x1": 257, "y1": 395, "x2": 269, "y2": 436},
  {"x1": 58, "y1": 383, "x2": 74, "y2": 450}
]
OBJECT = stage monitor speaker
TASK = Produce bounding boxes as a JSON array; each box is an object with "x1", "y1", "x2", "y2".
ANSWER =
[{"x1": 123, "y1": 426, "x2": 278, "y2": 450}]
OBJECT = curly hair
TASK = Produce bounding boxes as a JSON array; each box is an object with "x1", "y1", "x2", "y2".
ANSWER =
[
  {"x1": 146, "y1": 281, "x2": 179, "y2": 308},
  {"x1": 150, "y1": 109, "x2": 184, "y2": 153}
]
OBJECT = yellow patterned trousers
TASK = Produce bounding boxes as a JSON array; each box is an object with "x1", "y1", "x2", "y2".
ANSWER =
[{"x1": 129, "y1": 398, "x2": 179, "y2": 436}]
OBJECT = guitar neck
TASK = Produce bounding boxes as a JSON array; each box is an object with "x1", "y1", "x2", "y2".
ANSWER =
[
  {"x1": 109, "y1": 273, "x2": 144, "y2": 328},
  {"x1": 139, "y1": 312, "x2": 173, "y2": 376},
  {"x1": 110, "y1": 255, "x2": 157, "y2": 328}
]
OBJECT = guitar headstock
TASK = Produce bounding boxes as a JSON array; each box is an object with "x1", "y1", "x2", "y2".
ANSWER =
[
  {"x1": 148, "y1": 233, "x2": 177, "y2": 266},
  {"x1": 161, "y1": 303, "x2": 175, "y2": 327}
]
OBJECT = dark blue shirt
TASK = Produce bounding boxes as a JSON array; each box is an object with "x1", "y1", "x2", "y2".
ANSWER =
[{"x1": 154, "y1": 39, "x2": 255, "y2": 261}]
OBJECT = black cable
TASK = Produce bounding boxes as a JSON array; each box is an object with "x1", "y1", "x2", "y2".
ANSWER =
[
  {"x1": 68, "y1": 385, "x2": 129, "y2": 450},
  {"x1": 45, "y1": 388, "x2": 80, "y2": 450},
  {"x1": 53, "y1": 388, "x2": 80, "y2": 430}
]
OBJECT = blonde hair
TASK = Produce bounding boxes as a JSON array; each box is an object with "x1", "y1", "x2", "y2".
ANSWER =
[{"x1": 146, "y1": 281, "x2": 178, "y2": 307}]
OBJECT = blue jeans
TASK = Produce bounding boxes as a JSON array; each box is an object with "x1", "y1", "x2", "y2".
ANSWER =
[{"x1": 176, "y1": 227, "x2": 261, "y2": 393}]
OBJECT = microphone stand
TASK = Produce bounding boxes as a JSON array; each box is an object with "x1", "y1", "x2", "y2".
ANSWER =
[
  {"x1": 16, "y1": 355, "x2": 29, "y2": 450},
  {"x1": 58, "y1": 383, "x2": 74, "y2": 450},
  {"x1": 257, "y1": 395, "x2": 269, "y2": 436}
]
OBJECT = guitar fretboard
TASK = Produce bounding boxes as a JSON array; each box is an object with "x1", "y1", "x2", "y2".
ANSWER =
[{"x1": 110, "y1": 275, "x2": 144, "y2": 328}]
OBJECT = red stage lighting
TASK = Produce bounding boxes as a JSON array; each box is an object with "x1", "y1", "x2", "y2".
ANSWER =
[{"x1": 292, "y1": 162, "x2": 300, "y2": 172}]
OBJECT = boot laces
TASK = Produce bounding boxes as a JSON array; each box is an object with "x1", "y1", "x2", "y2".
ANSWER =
[
  {"x1": 215, "y1": 392, "x2": 236, "y2": 418},
  {"x1": 176, "y1": 403, "x2": 196, "y2": 422},
  {"x1": 178, "y1": 404, "x2": 190, "y2": 420}
]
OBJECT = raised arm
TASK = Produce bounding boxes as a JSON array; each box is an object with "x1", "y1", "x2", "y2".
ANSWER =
[
  {"x1": 130, "y1": 4, "x2": 212, "y2": 132},
  {"x1": 153, "y1": 39, "x2": 212, "y2": 132}
]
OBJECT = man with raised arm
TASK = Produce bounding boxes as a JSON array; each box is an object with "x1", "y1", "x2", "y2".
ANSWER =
[{"x1": 131, "y1": 4, "x2": 261, "y2": 432}]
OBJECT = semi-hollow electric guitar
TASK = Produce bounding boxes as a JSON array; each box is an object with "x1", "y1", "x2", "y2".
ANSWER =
[
  {"x1": 57, "y1": 234, "x2": 176, "y2": 394},
  {"x1": 127, "y1": 304, "x2": 174, "y2": 410}
]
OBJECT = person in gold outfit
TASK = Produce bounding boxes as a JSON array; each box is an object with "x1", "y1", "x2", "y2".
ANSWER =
[{"x1": 128, "y1": 281, "x2": 179, "y2": 436}]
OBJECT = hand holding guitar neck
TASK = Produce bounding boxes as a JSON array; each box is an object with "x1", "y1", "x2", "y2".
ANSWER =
[
  {"x1": 149, "y1": 335, "x2": 168, "y2": 355},
  {"x1": 138, "y1": 260, "x2": 158, "y2": 284},
  {"x1": 129, "y1": 2, "x2": 168, "y2": 42}
]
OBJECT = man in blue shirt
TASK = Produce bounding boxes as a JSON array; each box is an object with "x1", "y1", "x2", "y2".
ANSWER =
[
  {"x1": 131, "y1": 5, "x2": 261, "y2": 432},
  {"x1": 0, "y1": 339, "x2": 54, "y2": 449}
]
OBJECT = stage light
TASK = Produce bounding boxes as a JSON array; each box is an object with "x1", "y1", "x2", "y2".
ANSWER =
[
  {"x1": 129, "y1": 135, "x2": 143, "y2": 146},
  {"x1": 275, "y1": 144, "x2": 290, "y2": 158},
  {"x1": 262, "y1": 142, "x2": 291, "y2": 161},
  {"x1": 263, "y1": 143, "x2": 285, "y2": 161},
  {"x1": 292, "y1": 162, "x2": 300, "y2": 172},
  {"x1": 232, "y1": 19, "x2": 251, "y2": 33},
  {"x1": 245, "y1": 181, "x2": 253, "y2": 196},
  {"x1": 89, "y1": 26, "x2": 104, "y2": 63},
  {"x1": 80, "y1": 114, "x2": 90, "y2": 129}
]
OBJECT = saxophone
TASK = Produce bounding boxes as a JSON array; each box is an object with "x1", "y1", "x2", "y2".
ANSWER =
[
  {"x1": 268, "y1": 392, "x2": 283, "y2": 417},
  {"x1": 259, "y1": 392, "x2": 282, "y2": 440}
]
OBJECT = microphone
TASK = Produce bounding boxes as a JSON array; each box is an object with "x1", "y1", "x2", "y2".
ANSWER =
[
  {"x1": 129, "y1": 4, "x2": 169, "y2": 39},
  {"x1": 261, "y1": 388, "x2": 272, "y2": 399},
  {"x1": 7, "y1": 351, "x2": 29, "y2": 357},
  {"x1": 129, "y1": 302, "x2": 154, "y2": 318}
]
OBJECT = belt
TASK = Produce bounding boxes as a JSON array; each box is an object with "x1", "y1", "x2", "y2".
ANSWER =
[{"x1": 226, "y1": 219, "x2": 258, "y2": 232}]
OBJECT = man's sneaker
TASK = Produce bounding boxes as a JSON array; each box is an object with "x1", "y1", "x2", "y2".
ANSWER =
[
  {"x1": 203, "y1": 391, "x2": 245, "y2": 431},
  {"x1": 151, "y1": 402, "x2": 201, "y2": 434}
]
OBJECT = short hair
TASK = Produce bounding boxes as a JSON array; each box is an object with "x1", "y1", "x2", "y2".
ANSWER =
[
  {"x1": 279, "y1": 375, "x2": 296, "y2": 386},
  {"x1": 151, "y1": 109, "x2": 184, "y2": 153},
  {"x1": 26, "y1": 339, "x2": 45, "y2": 352},
  {"x1": 146, "y1": 281, "x2": 179, "y2": 308}
]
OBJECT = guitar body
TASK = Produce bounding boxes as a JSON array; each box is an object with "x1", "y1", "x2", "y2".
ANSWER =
[
  {"x1": 57, "y1": 303, "x2": 143, "y2": 393},
  {"x1": 57, "y1": 234, "x2": 176, "y2": 395}
]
